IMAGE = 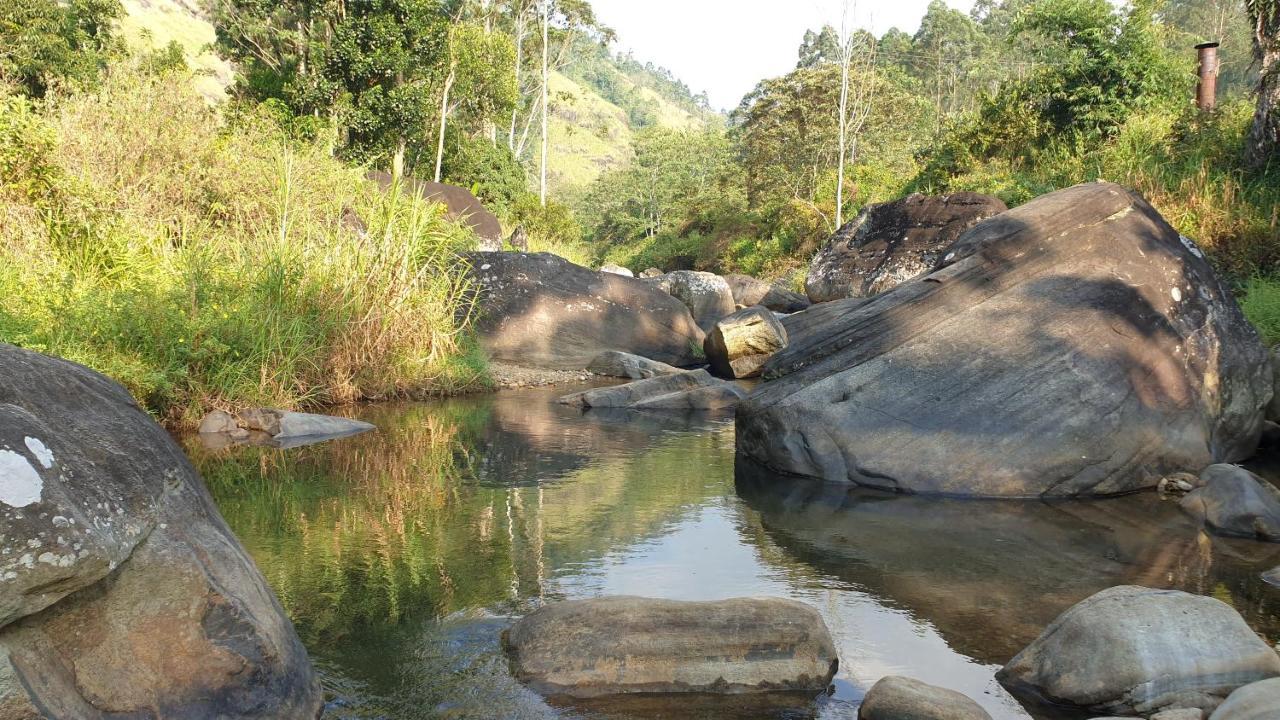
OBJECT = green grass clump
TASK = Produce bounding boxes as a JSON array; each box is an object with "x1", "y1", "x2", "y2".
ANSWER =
[
  {"x1": 1240, "y1": 277, "x2": 1280, "y2": 347},
  {"x1": 0, "y1": 69, "x2": 488, "y2": 427}
]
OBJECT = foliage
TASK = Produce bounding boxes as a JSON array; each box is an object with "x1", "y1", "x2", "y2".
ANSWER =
[
  {"x1": 0, "y1": 72, "x2": 487, "y2": 426},
  {"x1": 1241, "y1": 275, "x2": 1280, "y2": 345},
  {"x1": 0, "y1": 0, "x2": 123, "y2": 98},
  {"x1": 441, "y1": 129, "x2": 528, "y2": 217}
]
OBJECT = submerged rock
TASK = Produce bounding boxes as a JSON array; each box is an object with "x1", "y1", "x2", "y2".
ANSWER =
[
  {"x1": 503, "y1": 596, "x2": 837, "y2": 698},
  {"x1": 704, "y1": 306, "x2": 789, "y2": 379},
  {"x1": 197, "y1": 408, "x2": 374, "y2": 449},
  {"x1": 465, "y1": 252, "x2": 703, "y2": 370},
  {"x1": 586, "y1": 350, "x2": 681, "y2": 380},
  {"x1": 558, "y1": 369, "x2": 745, "y2": 411},
  {"x1": 647, "y1": 270, "x2": 736, "y2": 332},
  {"x1": 724, "y1": 274, "x2": 810, "y2": 313},
  {"x1": 1209, "y1": 678, "x2": 1280, "y2": 720},
  {"x1": 857, "y1": 676, "x2": 992, "y2": 720},
  {"x1": 805, "y1": 192, "x2": 1007, "y2": 303},
  {"x1": 0, "y1": 343, "x2": 321, "y2": 718},
  {"x1": 738, "y1": 182, "x2": 1271, "y2": 498},
  {"x1": 998, "y1": 585, "x2": 1280, "y2": 715},
  {"x1": 1180, "y1": 464, "x2": 1280, "y2": 542}
]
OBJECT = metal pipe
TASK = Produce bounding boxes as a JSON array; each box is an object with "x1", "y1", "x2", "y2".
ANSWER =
[{"x1": 1196, "y1": 41, "x2": 1220, "y2": 111}]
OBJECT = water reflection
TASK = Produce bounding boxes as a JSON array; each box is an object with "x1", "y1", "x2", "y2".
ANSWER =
[{"x1": 186, "y1": 387, "x2": 1280, "y2": 720}]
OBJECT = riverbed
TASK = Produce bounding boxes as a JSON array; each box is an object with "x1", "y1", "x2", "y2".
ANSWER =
[{"x1": 184, "y1": 384, "x2": 1280, "y2": 720}]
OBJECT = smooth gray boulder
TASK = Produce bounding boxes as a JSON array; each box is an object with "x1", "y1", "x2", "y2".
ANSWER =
[
  {"x1": 599, "y1": 263, "x2": 634, "y2": 277},
  {"x1": 1180, "y1": 464, "x2": 1280, "y2": 542},
  {"x1": 1209, "y1": 678, "x2": 1280, "y2": 720},
  {"x1": 647, "y1": 271, "x2": 736, "y2": 332},
  {"x1": 738, "y1": 182, "x2": 1272, "y2": 498},
  {"x1": 465, "y1": 252, "x2": 704, "y2": 369},
  {"x1": 806, "y1": 192, "x2": 1006, "y2": 303},
  {"x1": 857, "y1": 676, "x2": 992, "y2": 720},
  {"x1": 998, "y1": 585, "x2": 1280, "y2": 715},
  {"x1": 704, "y1": 306, "x2": 789, "y2": 379},
  {"x1": 0, "y1": 343, "x2": 321, "y2": 717},
  {"x1": 197, "y1": 408, "x2": 374, "y2": 448},
  {"x1": 558, "y1": 370, "x2": 745, "y2": 411},
  {"x1": 586, "y1": 350, "x2": 682, "y2": 379},
  {"x1": 503, "y1": 596, "x2": 838, "y2": 698},
  {"x1": 724, "y1": 274, "x2": 810, "y2": 313}
]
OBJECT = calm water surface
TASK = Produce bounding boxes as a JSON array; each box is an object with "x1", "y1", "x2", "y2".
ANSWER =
[{"x1": 184, "y1": 384, "x2": 1280, "y2": 720}]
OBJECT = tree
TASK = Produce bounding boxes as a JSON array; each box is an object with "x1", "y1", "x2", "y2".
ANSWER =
[
  {"x1": 433, "y1": 21, "x2": 516, "y2": 181},
  {"x1": 835, "y1": 11, "x2": 877, "y2": 228},
  {"x1": 798, "y1": 26, "x2": 841, "y2": 68},
  {"x1": 0, "y1": 0, "x2": 122, "y2": 98},
  {"x1": 1245, "y1": 0, "x2": 1280, "y2": 169}
]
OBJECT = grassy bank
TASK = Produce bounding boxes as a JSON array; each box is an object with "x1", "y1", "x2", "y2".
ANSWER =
[{"x1": 0, "y1": 69, "x2": 490, "y2": 428}]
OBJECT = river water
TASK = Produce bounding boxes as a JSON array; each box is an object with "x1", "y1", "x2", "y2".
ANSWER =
[{"x1": 184, "y1": 384, "x2": 1280, "y2": 720}]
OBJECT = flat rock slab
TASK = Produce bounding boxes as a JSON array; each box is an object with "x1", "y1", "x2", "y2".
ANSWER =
[
  {"x1": 586, "y1": 350, "x2": 682, "y2": 379},
  {"x1": 465, "y1": 252, "x2": 703, "y2": 370},
  {"x1": 998, "y1": 585, "x2": 1280, "y2": 715},
  {"x1": 558, "y1": 370, "x2": 745, "y2": 411},
  {"x1": 1181, "y1": 464, "x2": 1280, "y2": 542},
  {"x1": 739, "y1": 182, "x2": 1271, "y2": 498},
  {"x1": 858, "y1": 675, "x2": 992, "y2": 720},
  {"x1": 1209, "y1": 678, "x2": 1280, "y2": 720},
  {"x1": 504, "y1": 596, "x2": 838, "y2": 698}
]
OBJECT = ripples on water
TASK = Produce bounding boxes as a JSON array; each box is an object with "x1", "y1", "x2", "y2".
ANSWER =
[{"x1": 184, "y1": 385, "x2": 1280, "y2": 720}]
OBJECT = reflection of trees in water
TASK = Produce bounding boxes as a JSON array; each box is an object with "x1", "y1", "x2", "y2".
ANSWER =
[{"x1": 186, "y1": 394, "x2": 735, "y2": 661}]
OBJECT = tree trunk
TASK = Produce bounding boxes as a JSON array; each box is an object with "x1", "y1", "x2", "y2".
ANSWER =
[
  {"x1": 434, "y1": 68, "x2": 455, "y2": 183},
  {"x1": 836, "y1": 47, "x2": 851, "y2": 229},
  {"x1": 1246, "y1": 3, "x2": 1280, "y2": 171},
  {"x1": 540, "y1": 0, "x2": 550, "y2": 206},
  {"x1": 509, "y1": 9, "x2": 525, "y2": 151}
]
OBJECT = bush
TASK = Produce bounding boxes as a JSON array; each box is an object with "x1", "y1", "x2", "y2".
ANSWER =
[{"x1": 0, "y1": 71, "x2": 488, "y2": 426}]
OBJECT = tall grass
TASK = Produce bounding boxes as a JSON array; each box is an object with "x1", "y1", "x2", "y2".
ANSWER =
[{"x1": 0, "y1": 68, "x2": 490, "y2": 427}]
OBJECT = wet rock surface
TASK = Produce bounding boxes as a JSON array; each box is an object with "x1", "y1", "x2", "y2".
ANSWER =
[
  {"x1": 998, "y1": 585, "x2": 1280, "y2": 715},
  {"x1": 738, "y1": 182, "x2": 1272, "y2": 497},
  {"x1": 503, "y1": 596, "x2": 838, "y2": 698},
  {"x1": 857, "y1": 675, "x2": 992, "y2": 720},
  {"x1": 805, "y1": 192, "x2": 1007, "y2": 303},
  {"x1": 1181, "y1": 464, "x2": 1280, "y2": 542},
  {"x1": 0, "y1": 343, "x2": 321, "y2": 718},
  {"x1": 465, "y1": 252, "x2": 704, "y2": 370},
  {"x1": 704, "y1": 306, "x2": 789, "y2": 379},
  {"x1": 558, "y1": 369, "x2": 746, "y2": 410}
]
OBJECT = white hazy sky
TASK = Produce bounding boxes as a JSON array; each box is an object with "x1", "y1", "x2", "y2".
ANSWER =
[{"x1": 591, "y1": 0, "x2": 975, "y2": 111}]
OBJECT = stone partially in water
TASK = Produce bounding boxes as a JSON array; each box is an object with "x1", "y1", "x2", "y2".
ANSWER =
[
  {"x1": 0, "y1": 343, "x2": 321, "y2": 718},
  {"x1": 558, "y1": 370, "x2": 745, "y2": 411},
  {"x1": 586, "y1": 350, "x2": 681, "y2": 380},
  {"x1": 1209, "y1": 678, "x2": 1280, "y2": 720},
  {"x1": 1181, "y1": 464, "x2": 1280, "y2": 542},
  {"x1": 738, "y1": 182, "x2": 1271, "y2": 498},
  {"x1": 998, "y1": 585, "x2": 1280, "y2": 715},
  {"x1": 857, "y1": 675, "x2": 992, "y2": 720},
  {"x1": 504, "y1": 596, "x2": 838, "y2": 698}
]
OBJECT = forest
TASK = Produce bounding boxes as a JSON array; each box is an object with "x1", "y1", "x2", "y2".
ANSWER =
[{"x1": 2, "y1": 0, "x2": 1279, "y2": 421}]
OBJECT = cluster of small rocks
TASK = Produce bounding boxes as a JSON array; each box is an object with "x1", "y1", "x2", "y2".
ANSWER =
[{"x1": 489, "y1": 362, "x2": 596, "y2": 389}]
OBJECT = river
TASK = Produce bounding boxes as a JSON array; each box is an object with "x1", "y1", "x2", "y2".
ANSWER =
[{"x1": 184, "y1": 384, "x2": 1280, "y2": 720}]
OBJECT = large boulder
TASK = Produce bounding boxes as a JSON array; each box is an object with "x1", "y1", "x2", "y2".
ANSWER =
[
  {"x1": 738, "y1": 182, "x2": 1272, "y2": 498},
  {"x1": 368, "y1": 170, "x2": 502, "y2": 248},
  {"x1": 1181, "y1": 464, "x2": 1280, "y2": 542},
  {"x1": 805, "y1": 192, "x2": 1007, "y2": 303},
  {"x1": 558, "y1": 369, "x2": 746, "y2": 411},
  {"x1": 0, "y1": 344, "x2": 321, "y2": 717},
  {"x1": 724, "y1": 274, "x2": 810, "y2": 313},
  {"x1": 503, "y1": 596, "x2": 837, "y2": 697},
  {"x1": 998, "y1": 585, "x2": 1280, "y2": 715},
  {"x1": 586, "y1": 350, "x2": 681, "y2": 380},
  {"x1": 465, "y1": 252, "x2": 703, "y2": 369},
  {"x1": 647, "y1": 271, "x2": 736, "y2": 332},
  {"x1": 1209, "y1": 678, "x2": 1280, "y2": 720},
  {"x1": 858, "y1": 676, "x2": 992, "y2": 720},
  {"x1": 704, "y1": 306, "x2": 789, "y2": 379}
]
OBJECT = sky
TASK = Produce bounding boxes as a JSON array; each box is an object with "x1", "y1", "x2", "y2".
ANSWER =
[{"x1": 590, "y1": 0, "x2": 976, "y2": 111}]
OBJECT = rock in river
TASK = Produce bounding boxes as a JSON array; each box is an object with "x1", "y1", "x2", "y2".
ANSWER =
[
  {"x1": 998, "y1": 585, "x2": 1280, "y2": 716},
  {"x1": 1208, "y1": 678, "x2": 1280, "y2": 720},
  {"x1": 504, "y1": 596, "x2": 837, "y2": 698},
  {"x1": 724, "y1": 274, "x2": 810, "y2": 313},
  {"x1": 805, "y1": 192, "x2": 1006, "y2": 303},
  {"x1": 858, "y1": 675, "x2": 992, "y2": 720},
  {"x1": 586, "y1": 350, "x2": 681, "y2": 379},
  {"x1": 738, "y1": 182, "x2": 1272, "y2": 498},
  {"x1": 705, "y1": 306, "x2": 789, "y2": 379},
  {"x1": 466, "y1": 252, "x2": 704, "y2": 369},
  {"x1": 558, "y1": 369, "x2": 746, "y2": 411},
  {"x1": 1181, "y1": 464, "x2": 1280, "y2": 542},
  {"x1": 0, "y1": 343, "x2": 321, "y2": 718}
]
